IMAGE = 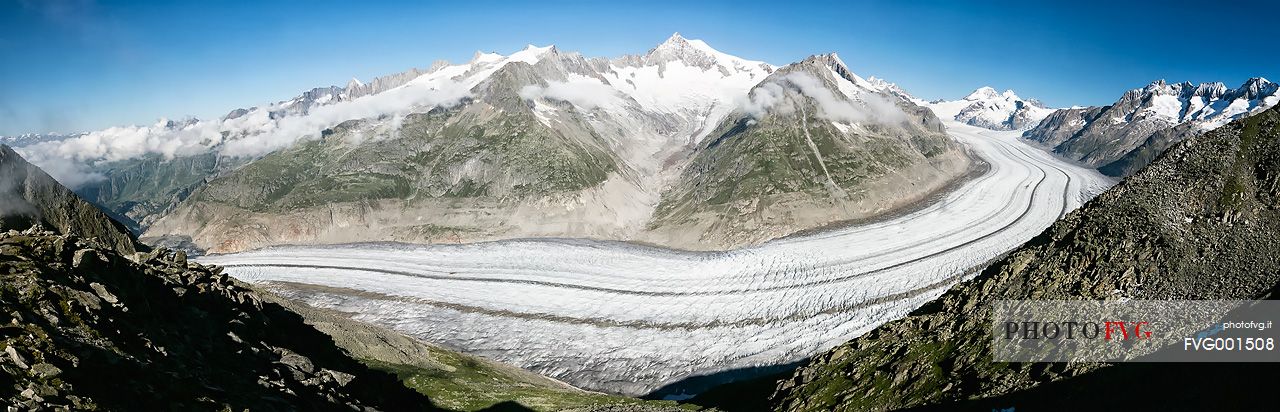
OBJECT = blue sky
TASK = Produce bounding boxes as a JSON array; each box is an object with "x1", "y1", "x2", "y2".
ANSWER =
[{"x1": 2, "y1": 0, "x2": 1277, "y2": 135}]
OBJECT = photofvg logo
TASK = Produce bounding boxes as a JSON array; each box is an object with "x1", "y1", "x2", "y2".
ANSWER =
[
  {"x1": 1003, "y1": 320, "x2": 1153, "y2": 341},
  {"x1": 991, "y1": 300, "x2": 1280, "y2": 362}
]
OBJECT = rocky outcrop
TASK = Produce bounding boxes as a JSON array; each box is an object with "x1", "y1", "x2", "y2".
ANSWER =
[
  {"x1": 772, "y1": 104, "x2": 1280, "y2": 410},
  {"x1": 0, "y1": 227, "x2": 437, "y2": 410},
  {"x1": 0, "y1": 145, "x2": 143, "y2": 255}
]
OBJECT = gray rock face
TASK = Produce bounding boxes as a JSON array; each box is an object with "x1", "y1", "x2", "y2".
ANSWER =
[
  {"x1": 772, "y1": 104, "x2": 1280, "y2": 411},
  {"x1": 0, "y1": 145, "x2": 142, "y2": 255},
  {"x1": 1024, "y1": 77, "x2": 1280, "y2": 177}
]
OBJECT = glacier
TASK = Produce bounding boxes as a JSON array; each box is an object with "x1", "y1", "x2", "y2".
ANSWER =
[{"x1": 198, "y1": 119, "x2": 1112, "y2": 396}]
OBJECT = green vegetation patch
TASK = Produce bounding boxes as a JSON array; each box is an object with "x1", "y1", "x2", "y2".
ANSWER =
[{"x1": 363, "y1": 358, "x2": 692, "y2": 412}]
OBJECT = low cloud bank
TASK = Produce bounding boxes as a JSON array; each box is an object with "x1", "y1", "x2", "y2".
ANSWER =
[
  {"x1": 0, "y1": 173, "x2": 38, "y2": 218},
  {"x1": 740, "y1": 72, "x2": 907, "y2": 124},
  {"x1": 14, "y1": 79, "x2": 471, "y2": 188},
  {"x1": 519, "y1": 76, "x2": 620, "y2": 110},
  {"x1": 221, "y1": 81, "x2": 470, "y2": 157}
]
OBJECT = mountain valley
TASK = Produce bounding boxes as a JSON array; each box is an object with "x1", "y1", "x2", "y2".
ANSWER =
[{"x1": 4, "y1": 20, "x2": 1279, "y2": 412}]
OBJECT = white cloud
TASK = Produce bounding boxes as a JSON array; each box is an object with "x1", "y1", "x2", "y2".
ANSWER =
[
  {"x1": 740, "y1": 82, "x2": 789, "y2": 119},
  {"x1": 220, "y1": 81, "x2": 470, "y2": 157},
  {"x1": 738, "y1": 71, "x2": 907, "y2": 124},
  {"x1": 520, "y1": 75, "x2": 620, "y2": 110},
  {"x1": 12, "y1": 78, "x2": 472, "y2": 188},
  {"x1": 25, "y1": 157, "x2": 104, "y2": 189},
  {"x1": 0, "y1": 167, "x2": 38, "y2": 217}
]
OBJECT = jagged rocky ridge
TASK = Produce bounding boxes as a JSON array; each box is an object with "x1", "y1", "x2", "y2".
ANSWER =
[
  {"x1": 1024, "y1": 77, "x2": 1280, "y2": 177},
  {"x1": 771, "y1": 104, "x2": 1280, "y2": 411},
  {"x1": 0, "y1": 227, "x2": 437, "y2": 410}
]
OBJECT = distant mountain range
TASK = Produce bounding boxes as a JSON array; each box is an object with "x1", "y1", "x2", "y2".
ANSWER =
[
  {"x1": 9, "y1": 33, "x2": 974, "y2": 253},
  {"x1": 1025, "y1": 77, "x2": 1279, "y2": 176},
  {"x1": 0, "y1": 133, "x2": 81, "y2": 147}
]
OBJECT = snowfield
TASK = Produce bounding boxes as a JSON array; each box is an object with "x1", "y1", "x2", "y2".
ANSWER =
[{"x1": 199, "y1": 121, "x2": 1113, "y2": 396}]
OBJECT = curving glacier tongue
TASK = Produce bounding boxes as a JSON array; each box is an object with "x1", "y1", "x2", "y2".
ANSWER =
[{"x1": 199, "y1": 120, "x2": 1113, "y2": 397}]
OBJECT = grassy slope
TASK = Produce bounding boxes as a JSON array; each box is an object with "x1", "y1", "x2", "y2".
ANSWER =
[{"x1": 260, "y1": 292, "x2": 692, "y2": 412}]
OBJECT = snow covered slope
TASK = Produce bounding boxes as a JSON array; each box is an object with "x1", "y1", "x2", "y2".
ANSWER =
[
  {"x1": 929, "y1": 87, "x2": 1055, "y2": 131},
  {"x1": 199, "y1": 119, "x2": 1112, "y2": 397},
  {"x1": 1024, "y1": 78, "x2": 1280, "y2": 176}
]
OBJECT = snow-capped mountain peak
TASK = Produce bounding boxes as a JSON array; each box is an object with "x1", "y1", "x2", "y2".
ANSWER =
[
  {"x1": 1119, "y1": 77, "x2": 1280, "y2": 129},
  {"x1": 1239, "y1": 76, "x2": 1277, "y2": 99},
  {"x1": 964, "y1": 86, "x2": 1000, "y2": 101},
  {"x1": 653, "y1": 32, "x2": 692, "y2": 51},
  {"x1": 1023, "y1": 76, "x2": 1278, "y2": 177},
  {"x1": 930, "y1": 86, "x2": 1055, "y2": 131},
  {"x1": 634, "y1": 32, "x2": 773, "y2": 75},
  {"x1": 650, "y1": 32, "x2": 722, "y2": 58},
  {"x1": 962, "y1": 86, "x2": 1022, "y2": 102},
  {"x1": 507, "y1": 44, "x2": 557, "y2": 64},
  {"x1": 470, "y1": 51, "x2": 504, "y2": 64},
  {"x1": 803, "y1": 52, "x2": 896, "y2": 97}
]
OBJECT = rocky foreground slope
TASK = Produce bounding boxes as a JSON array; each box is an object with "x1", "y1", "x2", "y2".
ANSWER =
[
  {"x1": 771, "y1": 103, "x2": 1280, "y2": 410},
  {"x1": 0, "y1": 227, "x2": 438, "y2": 410}
]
